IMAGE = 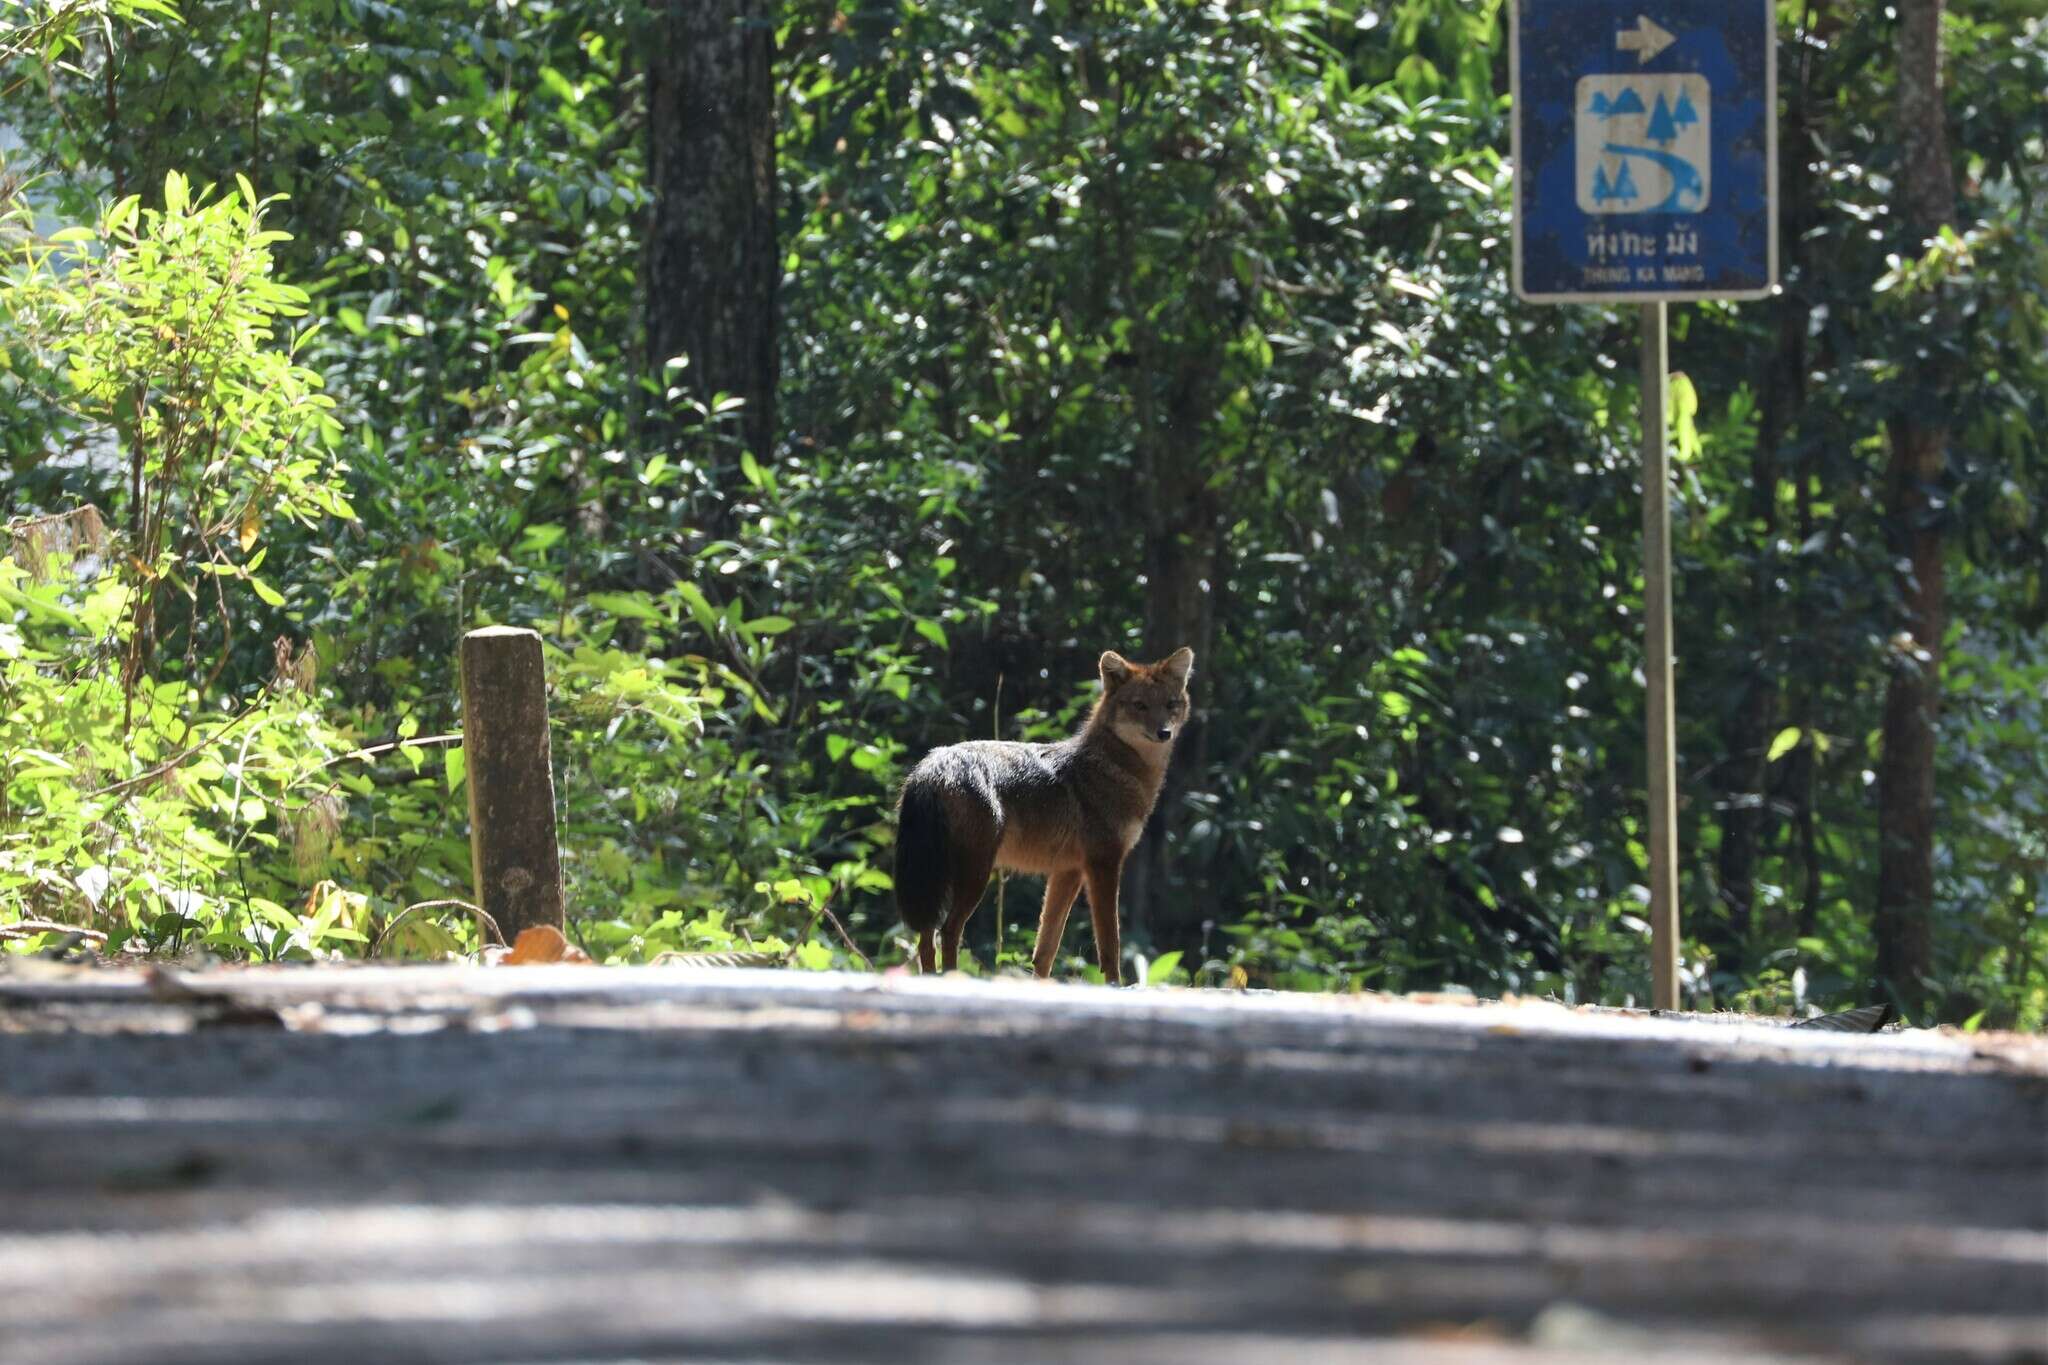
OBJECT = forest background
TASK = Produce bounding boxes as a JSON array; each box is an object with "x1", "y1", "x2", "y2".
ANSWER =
[{"x1": 1, "y1": 0, "x2": 2042, "y2": 1026}]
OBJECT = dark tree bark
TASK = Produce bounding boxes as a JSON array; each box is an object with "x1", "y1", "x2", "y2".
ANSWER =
[
  {"x1": 1123, "y1": 354, "x2": 1225, "y2": 946},
  {"x1": 1717, "y1": 25, "x2": 1821, "y2": 965},
  {"x1": 1109, "y1": 343, "x2": 1224, "y2": 951},
  {"x1": 645, "y1": 0, "x2": 778, "y2": 468},
  {"x1": 1875, "y1": 0, "x2": 1957, "y2": 1007},
  {"x1": 1715, "y1": 320, "x2": 1789, "y2": 958}
]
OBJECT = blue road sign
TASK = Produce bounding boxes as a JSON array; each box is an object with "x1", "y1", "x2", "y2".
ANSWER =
[{"x1": 1512, "y1": 1, "x2": 1776, "y2": 302}]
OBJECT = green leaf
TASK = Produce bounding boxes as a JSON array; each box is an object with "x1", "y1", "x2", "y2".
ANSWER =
[
  {"x1": 253, "y1": 899, "x2": 299, "y2": 931},
  {"x1": 538, "y1": 65, "x2": 580, "y2": 106},
  {"x1": 675, "y1": 583, "x2": 719, "y2": 636},
  {"x1": 1766, "y1": 726, "x2": 1802, "y2": 763},
  {"x1": 914, "y1": 619, "x2": 948, "y2": 649},
  {"x1": 1668, "y1": 372, "x2": 1701, "y2": 461},
  {"x1": 518, "y1": 523, "x2": 567, "y2": 555},
  {"x1": 1146, "y1": 950, "x2": 1184, "y2": 985},
  {"x1": 249, "y1": 576, "x2": 286, "y2": 607},
  {"x1": 443, "y1": 746, "x2": 466, "y2": 794},
  {"x1": 588, "y1": 591, "x2": 664, "y2": 624}
]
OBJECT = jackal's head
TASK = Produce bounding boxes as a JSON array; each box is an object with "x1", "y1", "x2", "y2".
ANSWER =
[{"x1": 1098, "y1": 648, "x2": 1195, "y2": 749}]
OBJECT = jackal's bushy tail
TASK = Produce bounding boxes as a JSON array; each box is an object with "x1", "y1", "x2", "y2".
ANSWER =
[{"x1": 894, "y1": 779, "x2": 951, "y2": 936}]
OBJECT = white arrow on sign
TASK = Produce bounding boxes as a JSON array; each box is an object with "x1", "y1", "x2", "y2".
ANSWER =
[{"x1": 1615, "y1": 14, "x2": 1677, "y2": 64}]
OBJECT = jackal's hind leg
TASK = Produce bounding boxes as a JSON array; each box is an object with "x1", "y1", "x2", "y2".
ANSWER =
[{"x1": 940, "y1": 845, "x2": 997, "y2": 972}]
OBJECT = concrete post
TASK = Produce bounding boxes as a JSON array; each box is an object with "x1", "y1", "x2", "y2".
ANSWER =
[{"x1": 460, "y1": 626, "x2": 565, "y2": 941}]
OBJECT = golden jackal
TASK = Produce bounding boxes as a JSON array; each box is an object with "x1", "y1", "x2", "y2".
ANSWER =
[{"x1": 894, "y1": 648, "x2": 1194, "y2": 984}]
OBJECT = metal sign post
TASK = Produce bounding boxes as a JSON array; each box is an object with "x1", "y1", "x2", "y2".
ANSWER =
[
  {"x1": 1511, "y1": 1, "x2": 1776, "y2": 1010},
  {"x1": 1639, "y1": 300, "x2": 1679, "y2": 1010}
]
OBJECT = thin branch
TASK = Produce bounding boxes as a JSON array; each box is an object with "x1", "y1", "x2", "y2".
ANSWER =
[
  {"x1": 819, "y1": 900, "x2": 874, "y2": 971},
  {"x1": 89, "y1": 691, "x2": 270, "y2": 800},
  {"x1": 320, "y1": 733, "x2": 464, "y2": 769},
  {"x1": 372, "y1": 899, "x2": 503, "y2": 956},
  {"x1": 248, "y1": 5, "x2": 273, "y2": 168},
  {"x1": 791, "y1": 892, "x2": 875, "y2": 973},
  {"x1": 0, "y1": 0, "x2": 96, "y2": 67},
  {"x1": 279, "y1": 732, "x2": 466, "y2": 815},
  {"x1": 100, "y1": 20, "x2": 122, "y2": 199}
]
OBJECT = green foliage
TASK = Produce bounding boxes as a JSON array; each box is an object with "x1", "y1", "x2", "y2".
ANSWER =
[
  {"x1": 0, "y1": 0, "x2": 179, "y2": 71},
  {"x1": 1, "y1": 159, "x2": 368, "y2": 960},
  {"x1": 12, "y1": 173, "x2": 351, "y2": 568},
  {"x1": 0, "y1": 546, "x2": 356, "y2": 958}
]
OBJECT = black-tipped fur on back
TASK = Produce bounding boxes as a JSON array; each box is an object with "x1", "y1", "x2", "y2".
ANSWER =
[{"x1": 893, "y1": 779, "x2": 952, "y2": 935}]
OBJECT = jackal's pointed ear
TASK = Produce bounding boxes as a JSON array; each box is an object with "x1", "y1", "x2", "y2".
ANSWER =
[
  {"x1": 1157, "y1": 647, "x2": 1194, "y2": 689},
  {"x1": 1098, "y1": 651, "x2": 1134, "y2": 690}
]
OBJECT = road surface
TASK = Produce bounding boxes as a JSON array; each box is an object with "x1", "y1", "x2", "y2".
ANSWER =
[{"x1": 1, "y1": 963, "x2": 2043, "y2": 1363}]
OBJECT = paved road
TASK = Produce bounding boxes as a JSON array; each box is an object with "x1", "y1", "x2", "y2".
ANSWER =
[{"x1": 1, "y1": 965, "x2": 2044, "y2": 1364}]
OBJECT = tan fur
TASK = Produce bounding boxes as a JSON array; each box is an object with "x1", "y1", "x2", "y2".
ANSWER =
[{"x1": 894, "y1": 647, "x2": 1194, "y2": 984}]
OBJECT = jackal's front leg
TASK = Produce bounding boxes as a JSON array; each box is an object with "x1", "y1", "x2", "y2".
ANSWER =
[
  {"x1": 1031, "y1": 869, "x2": 1083, "y2": 979},
  {"x1": 1081, "y1": 858, "x2": 1124, "y2": 986}
]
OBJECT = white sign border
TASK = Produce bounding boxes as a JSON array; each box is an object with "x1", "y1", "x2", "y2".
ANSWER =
[{"x1": 1510, "y1": 0, "x2": 1779, "y2": 305}]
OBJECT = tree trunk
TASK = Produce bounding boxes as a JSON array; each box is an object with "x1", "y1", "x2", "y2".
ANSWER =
[
  {"x1": 645, "y1": 0, "x2": 778, "y2": 468},
  {"x1": 1123, "y1": 358, "x2": 1223, "y2": 950},
  {"x1": 1715, "y1": 325, "x2": 1788, "y2": 960},
  {"x1": 1875, "y1": 0, "x2": 1956, "y2": 1008},
  {"x1": 1717, "y1": 32, "x2": 1819, "y2": 967},
  {"x1": 1877, "y1": 420, "x2": 1946, "y2": 1001},
  {"x1": 1782, "y1": 12, "x2": 1827, "y2": 949}
]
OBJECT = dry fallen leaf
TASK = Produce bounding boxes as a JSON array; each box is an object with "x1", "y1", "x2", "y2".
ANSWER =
[{"x1": 499, "y1": 925, "x2": 592, "y2": 965}]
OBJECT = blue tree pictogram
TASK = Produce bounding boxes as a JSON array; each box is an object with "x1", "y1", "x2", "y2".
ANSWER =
[
  {"x1": 1611, "y1": 159, "x2": 1639, "y2": 202},
  {"x1": 1647, "y1": 92, "x2": 1678, "y2": 144}
]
